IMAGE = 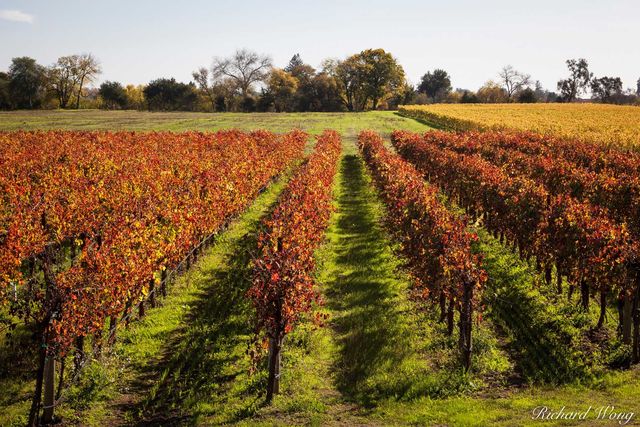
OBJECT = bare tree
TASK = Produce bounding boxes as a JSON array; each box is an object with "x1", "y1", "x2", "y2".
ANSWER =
[
  {"x1": 499, "y1": 65, "x2": 531, "y2": 99},
  {"x1": 211, "y1": 49, "x2": 272, "y2": 98},
  {"x1": 48, "y1": 55, "x2": 80, "y2": 108},
  {"x1": 192, "y1": 67, "x2": 216, "y2": 111},
  {"x1": 48, "y1": 54, "x2": 101, "y2": 109},
  {"x1": 74, "y1": 54, "x2": 101, "y2": 109}
]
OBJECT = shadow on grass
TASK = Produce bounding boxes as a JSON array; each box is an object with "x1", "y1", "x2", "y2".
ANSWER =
[
  {"x1": 392, "y1": 111, "x2": 450, "y2": 132},
  {"x1": 476, "y1": 230, "x2": 592, "y2": 385},
  {"x1": 121, "y1": 221, "x2": 269, "y2": 425},
  {"x1": 325, "y1": 154, "x2": 431, "y2": 407}
]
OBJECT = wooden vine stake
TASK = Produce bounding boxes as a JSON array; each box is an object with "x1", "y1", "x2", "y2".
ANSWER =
[
  {"x1": 266, "y1": 331, "x2": 283, "y2": 403},
  {"x1": 42, "y1": 356, "x2": 55, "y2": 423},
  {"x1": 266, "y1": 237, "x2": 284, "y2": 403},
  {"x1": 633, "y1": 272, "x2": 640, "y2": 363},
  {"x1": 459, "y1": 279, "x2": 474, "y2": 372}
]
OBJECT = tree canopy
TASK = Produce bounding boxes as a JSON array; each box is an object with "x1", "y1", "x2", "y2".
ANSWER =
[
  {"x1": 418, "y1": 69, "x2": 452, "y2": 102},
  {"x1": 8, "y1": 57, "x2": 47, "y2": 109},
  {"x1": 590, "y1": 76, "x2": 623, "y2": 103},
  {"x1": 143, "y1": 78, "x2": 198, "y2": 111},
  {"x1": 99, "y1": 81, "x2": 128, "y2": 109},
  {"x1": 557, "y1": 58, "x2": 592, "y2": 102}
]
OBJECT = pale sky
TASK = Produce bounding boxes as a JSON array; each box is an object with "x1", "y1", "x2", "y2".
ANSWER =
[{"x1": 1, "y1": 0, "x2": 639, "y2": 92}]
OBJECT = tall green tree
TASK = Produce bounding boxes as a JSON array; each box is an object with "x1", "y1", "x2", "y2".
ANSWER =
[
  {"x1": 388, "y1": 81, "x2": 416, "y2": 109},
  {"x1": 516, "y1": 87, "x2": 537, "y2": 103},
  {"x1": 0, "y1": 72, "x2": 10, "y2": 109},
  {"x1": 8, "y1": 57, "x2": 47, "y2": 109},
  {"x1": 328, "y1": 48, "x2": 405, "y2": 111},
  {"x1": 325, "y1": 56, "x2": 364, "y2": 111},
  {"x1": 288, "y1": 61, "x2": 316, "y2": 111},
  {"x1": 418, "y1": 69, "x2": 452, "y2": 102},
  {"x1": 307, "y1": 72, "x2": 344, "y2": 111},
  {"x1": 143, "y1": 78, "x2": 198, "y2": 111},
  {"x1": 99, "y1": 81, "x2": 128, "y2": 109},
  {"x1": 283, "y1": 54, "x2": 343, "y2": 112},
  {"x1": 47, "y1": 56, "x2": 78, "y2": 108},
  {"x1": 359, "y1": 48, "x2": 405, "y2": 110}
]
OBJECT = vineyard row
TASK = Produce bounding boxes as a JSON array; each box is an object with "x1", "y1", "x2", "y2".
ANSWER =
[
  {"x1": 391, "y1": 130, "x2": 640, "y2": 363},
  {"x1": 359, "y1": 131, "x2": 485, "y2": 370},
  {"x1": 0, "y1": 130, "x2": 307, "y2": 423},
  {"x1": 249, "y1": 130, "x2": 342, "y2": 400}
]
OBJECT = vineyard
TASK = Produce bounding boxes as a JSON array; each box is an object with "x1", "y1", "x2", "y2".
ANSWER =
[
  {"x1": 0, "y1": 129, "x2": 307, "y2": 425},
  {"x1": 1, "y1": 111, "x2": 640, "y2": 426},
  {"x1": 391, "y1": 129, "x2": 640, "y2": 361},
  {"x1": 399, "y1": 104, "x2": 640, "y2": 150},
  {"x1": 358, "y1": 131, "x2": 485, "y2": 371}
]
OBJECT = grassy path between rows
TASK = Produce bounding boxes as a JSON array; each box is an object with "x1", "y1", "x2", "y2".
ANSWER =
[
  {"x1": 8, "y1": 123, "x2": 640, "y2": 426},
  {"x1": 65, "y1": 133, "x2": 447, "y2": 426},
  {"x1": 61, "y1": 173, "x2": 293, "y2": 425}
]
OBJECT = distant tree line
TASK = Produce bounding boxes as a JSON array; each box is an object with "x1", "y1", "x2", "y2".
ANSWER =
[
  {"x1": 415, "y1": 59, "x2": 640, "y2": 106},
  {"x1": 0, "y1": 54, "x2": 101, "y2": 110},
  {"x1": 1, "y1": 51, "x2": 639, "y2": 111}
]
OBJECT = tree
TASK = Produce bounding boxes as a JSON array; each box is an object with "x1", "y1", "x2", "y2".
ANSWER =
[
  {"x1": 99, "y1": 81, "x2": 128, "y2": 109},
  {"x1": 47, "y1": 56, "x2": 77, "y2": 108},
  {"x1": 358, "y1": 48, "x2": 405, "y2": 110},
  {"x1": 533, "y1": 80, "x2": 558, "y2": 103},
  {"x1": 0, "y1": 72, "x2": 11, "y2": 109},
  {"x1": 212, "y1": 78, "x2": 240, "y2": 112},
  {"x1": 211, "y1": 49, "x2": 272, "y2": 98},
  {"x1": 256, "y1": 88, "x2": 275, "y2": 112},
  {"x1": 590, "y1": 76, "x2": 623, "y2": 103},
  {"x1": 281, "y1": 54, "x2": 319, "y2": 111},
  {"x1": 284, "y1": 54, "x2": 305, "y2": 73},
  {"x1": 557, "y1": 58, "x2": 592, "y2": 102},
  {"x1": 308, "y1": 72, "x2": 345, "y2": 112},
  {"x1": 241, "y1": 95, "x2": 256, "y2": 112},
  {"x1": 192, "y1": 67, "x2": 216, "y2": 111},
  {"x1": 326, "y1": 56, "x2": 365, "y2": 111},
  {"x1": 73, "y1": 54, "x2": 101, "y2": 109},
  {"x1": 516, "y1": 87, "x2": 537, "y2": 103},
  {"x1": 125, "y1": 84, "x2": 145, "y2": 110},
  {"x1": 327, "y1": 49, "x2": 404, "y2": 111},
  {"x1": 498, "y1": 65, "x2": 531, "y2": 100},
  {"x1": 47, "y1": 54, "x2": 101, "y2": 109},
  {"x1": 476, "y1": 80, "x2": 508, "y2": 103},
  {"x1": 265, "y1": 69, "x2": 298, "y2": 112},
  {"x1": 8, "y1": 57, "x2": 47, "y2": 109},
  {"x1": 143, "y1": 78, "x2": 198, "y2": 111},
  {"x1": 418, "y1": 69, "x2": 452, "y2": 102},
  {"x1": 388, "y1": 81, "x2": 416, "y2": 109},
  {"x1": 460, "y1": 90, "x2": 479, "y2": 103},
  {"x1": 215, "y1": 94, "x2": 227, "y2": 112},
  {"x1": 637, "y1": 78, "x2": 640, "y2": 96}
]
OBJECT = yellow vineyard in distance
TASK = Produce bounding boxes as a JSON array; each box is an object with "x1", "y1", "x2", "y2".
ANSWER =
[{"x1": 399, "y1": 103, "x2": 640, "y2": 150}]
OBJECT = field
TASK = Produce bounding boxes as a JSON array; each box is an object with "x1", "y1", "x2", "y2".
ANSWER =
[
  {"x1": 399, "y1": 104, "x2": 640, "y2": 149},
  {"x1": 2, "y1": 110, "x2": 640, "y2": 427},
  {"x1": 0, "y1": 109, "x2": 430, "y2": 134}
]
